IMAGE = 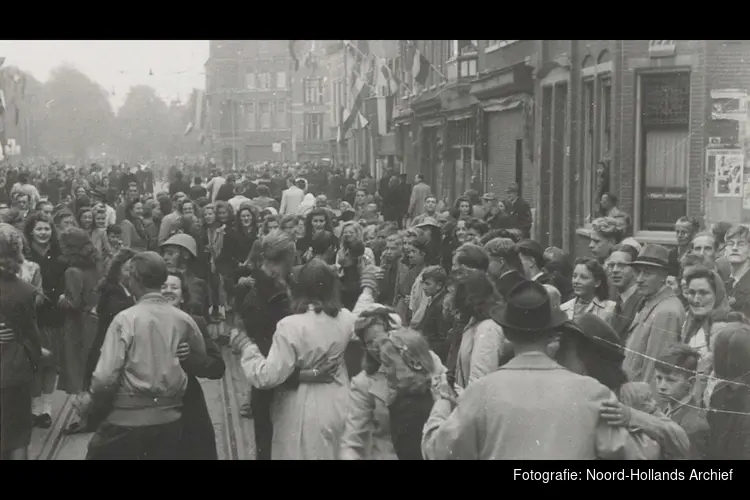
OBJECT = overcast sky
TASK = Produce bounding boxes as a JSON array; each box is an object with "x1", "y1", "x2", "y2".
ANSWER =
[{"x1": 0, "y1": 40, "x2": 209, "y2": 110}]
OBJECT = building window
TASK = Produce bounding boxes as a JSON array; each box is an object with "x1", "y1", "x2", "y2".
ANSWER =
[
  {"x1": 304, "y1": 113, "x2": 324, "y2": 140},
  {"x1": 582, "y1": 78, "x2": 596, "y2": 223},
  {"x1": 448, "y1": 40, "x2": 479, "y2": 59},
  {"x1": 245, "y1": 72, "x2": 256, "y2": 90},
  {"x1": 259, "y1": 102, "x2": 271, "y2": 129},
  {"x1": 275, "y1": 101, "x2": 287, "y2": 129},
  {"x1": 276, "y1": 71, "x2": 287, "y2": 89},
  {"x1": 258, "y1": 73, "x2": 271, "y2": 90},
  {"x1": 638, "y1": 72, "x2": 690, "y2": 231},
  {"x1": 600, "y1": 76, "x2": 612, "y2": 159},
  {"x1": 304, "y1": 78, "x2": 324, "y2": 104},
  {"x1": 245, "y1": 102, "x2": 256, "y2": 130}
]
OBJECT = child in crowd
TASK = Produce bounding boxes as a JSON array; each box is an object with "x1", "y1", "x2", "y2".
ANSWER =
[
  {"x1": 414, "y1": 265, "x2": 450, "y2": 362},
  {"x1": 654, "y1": 344, "x2": 710, "y2": 460}
]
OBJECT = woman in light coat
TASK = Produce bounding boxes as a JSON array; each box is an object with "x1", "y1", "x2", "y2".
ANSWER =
[{"x1": 236, "y1": 259, "x2": 370, "y2": 459}]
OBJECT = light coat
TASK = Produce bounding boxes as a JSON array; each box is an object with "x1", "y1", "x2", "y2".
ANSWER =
[
  {"x1": 422, "y1": 352, "x2": 659, "y2": 460},
  {"x1": 622, "y1": 286, "x2": 685, "y2": 385}
]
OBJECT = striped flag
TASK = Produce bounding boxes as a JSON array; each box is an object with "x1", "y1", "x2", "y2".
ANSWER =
[
  {"x1": 412, "y1": 49, "x2": 430, "y2": 86},
  {"x1": 184, "y1": 89, "x2": 207, "y2": 137}
]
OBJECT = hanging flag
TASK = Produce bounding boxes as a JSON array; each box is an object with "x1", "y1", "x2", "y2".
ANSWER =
[
  {"x1": 412, "y1": 49, "x2": 430, "y2": 86},
  {"x1": 0, "y1": 89, "x2": 5, "y2": 116},
  {"x1": 377, "y1": 95, "x2": 394, "y2": 136},
  {"x1": 378, "y1": 61, "x2": 399, "y2": 95},
  {"x1": 339, "y1": 76, "x2": 368, "y2": 142},
  {"x1": 289, "y1": 40, "x2": 300, "y2": 72},
  {"x1": 0, "y1": 57, "x2": 4, "y2": 69},
  {"x1": 184, "y1": 122, "x2": 194, "y2": 136}
]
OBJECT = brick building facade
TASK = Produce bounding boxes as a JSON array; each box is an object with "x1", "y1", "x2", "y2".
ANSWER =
[
  {"x1": 391, "y1": 40, "x2": 750, "y2": 254},
  {"x1": 205, "y1": 40, "x2": 334, "y2": 166}
]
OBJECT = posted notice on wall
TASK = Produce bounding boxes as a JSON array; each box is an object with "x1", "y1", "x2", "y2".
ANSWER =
[
  {"x1": 706, "y1": 149, "x2": 744, "y2": 198},
  {"x1": 711, "y1": 89, "x2": 748, "y2": 121}
]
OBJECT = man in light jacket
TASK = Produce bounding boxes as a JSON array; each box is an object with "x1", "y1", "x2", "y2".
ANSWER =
[
  {"x1": 422, "y1": 281, "x2": 654, "y2": 460},
  {"x1": 279, "y1": 177, "x2": 305, "y2": 216},
  {"x1": 80, "y1": 252, "x2": 207, "y2": 460},
  {"x1": 622, "y1": 244, "x2": 685, "y2": 385}
]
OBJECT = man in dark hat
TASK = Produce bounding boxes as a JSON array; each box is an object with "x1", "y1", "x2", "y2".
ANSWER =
[
  {"x1": 622, "y1": 244, "x2": 685, "y2": 385},
  {"x1": 81, "y1": 252, "x2": 208, "y2": 460},
  {"x1": 422, "y1": 280, "x2": 648, "y2": 460}
]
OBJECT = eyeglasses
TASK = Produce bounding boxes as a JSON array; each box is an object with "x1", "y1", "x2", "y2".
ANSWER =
[
  {"x1": 726, "y1": 239, "x2": 748, "y2": 249},
  {"x1": 605, "y1": 262, "x2": 631, "y2": 271}
]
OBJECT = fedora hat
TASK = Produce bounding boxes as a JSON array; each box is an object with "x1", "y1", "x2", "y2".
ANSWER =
[
  {"x1": 631, "y1": 243, "x2": 670, "y2": 270},
  {"x1": 492, "y1": 280, "x2": 569, "y2": 332}
]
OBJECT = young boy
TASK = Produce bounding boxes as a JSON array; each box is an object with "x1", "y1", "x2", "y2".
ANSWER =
[
  {"x1": 414, "y1": 265, "x2": 450, "y2": 362},
  {"x1": 654, "y1": 344, "x2": 710, "y2": 460}
]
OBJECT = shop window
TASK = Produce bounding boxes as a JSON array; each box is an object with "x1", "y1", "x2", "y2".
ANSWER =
[{"x1": 638, "y1": 72, "x2": 690, "y2": 231}]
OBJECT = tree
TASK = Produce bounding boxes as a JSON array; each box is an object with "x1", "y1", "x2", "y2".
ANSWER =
[
  {"x1": 36, "y1": 64, "x2": 115, "y2": 161},
  {"x1": 114, "y1": 84, "x2": 171, "y2": 163}
]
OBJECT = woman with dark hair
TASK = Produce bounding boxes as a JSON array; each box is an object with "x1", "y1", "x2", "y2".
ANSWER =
[
  {"x1": 235, "y1": 203, "x2": 259, "y2": 263},
  {"x1": 0, "y1": 223, "x2": 43, "y2": 460},
  {"x1": 66, "y1": 247, "x2": 137, "y2": 434},
  {"x1": 556, "y1": 314, "x2": 691, "y2": 459},
  {"x1": 57, "y1": 227, "x2": 100, "y2": 396},
  {"x1": 235, "y1": 258, "x2": 358, "y2": 459},
  {"x1": 162, "y1": 271, "x2": 225, "y2": 460},
  {"x1": 120, "y1": 198, "x2": 149, "y2": 251},
  {"x1": 561, "y1": 257, "x2": 615, "y2": 323},
  {"x1": 707, "y1": 322, "x2": 750, "y2": 459},
  {"x1": 24, "y1": 214, "x2": 65, "y2": 428},
  {"x1": 76, "y1": 206, "x2": 95, "y2": 235},
  {"x1": 298, "y1": 208, "x2": 335, "y2": 261},
  {"x1": 444, "y1": 269, "x2": 512, "y2": 394}
]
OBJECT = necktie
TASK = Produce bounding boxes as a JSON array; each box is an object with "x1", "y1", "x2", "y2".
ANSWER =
[{"x1": 614, "y1": 296, "x2": 623, "y2": 318}]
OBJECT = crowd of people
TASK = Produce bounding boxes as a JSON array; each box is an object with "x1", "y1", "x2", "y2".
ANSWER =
[{"x1": 0, "y1": 158, "x2": 748, "y2": 460}]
